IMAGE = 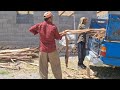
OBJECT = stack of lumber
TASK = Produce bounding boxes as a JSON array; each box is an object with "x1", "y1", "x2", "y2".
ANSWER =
[
  {"x1": 94, "y1": 30, "x2": 105, "y2": 39},
  {"x1": 90, "y1": 30, "x2": 105, "y2": 40},
  {"x1": 0, "y1": 48, "x2": 39, "y2": 61}
]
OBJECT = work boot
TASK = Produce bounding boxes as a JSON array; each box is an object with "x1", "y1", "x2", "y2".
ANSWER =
[{"x1": 78, "y1": 63, "x2": 86, "y2": 69}]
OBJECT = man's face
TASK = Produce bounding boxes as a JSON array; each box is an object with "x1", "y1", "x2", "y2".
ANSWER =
[
  {"x1": 83, "y1": 19, "x2": 88, "y2": 24},
  {"x1": 48, "y1": 16, "x2": 53, "y2": 22},
  {"x1": 51, "y1": 16, "x2": 53, "y2": 21}
]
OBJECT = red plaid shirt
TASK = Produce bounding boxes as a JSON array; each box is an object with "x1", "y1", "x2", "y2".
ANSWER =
[{"x1": 29, "y1": 21, "x2": 62, "y2": 53}]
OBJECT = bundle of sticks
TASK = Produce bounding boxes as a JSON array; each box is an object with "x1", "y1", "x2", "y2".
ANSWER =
[
  {"x1": 89, "y1": 29, "x2": 106, "y2": 40},
  {"x1": 0, "y1": 48, "x2": 39, "y2": 61}
]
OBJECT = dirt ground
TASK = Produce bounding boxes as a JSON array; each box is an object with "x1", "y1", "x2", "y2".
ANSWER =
[{"x1": 0, "y1": 56, "x2": 120, "y2": 79}]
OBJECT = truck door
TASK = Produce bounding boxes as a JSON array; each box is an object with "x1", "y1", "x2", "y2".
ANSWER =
[{"x1": 101, "y1": 14, "x2": 120, "y2": 64}]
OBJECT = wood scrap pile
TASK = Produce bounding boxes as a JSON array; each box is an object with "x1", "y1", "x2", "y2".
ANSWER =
[
  {"x1": 89, "y1": 30, "x2": 105, "y2": 40},
  {"x1": 0, "y1": 48, "x2": 39, "y2": 61}
]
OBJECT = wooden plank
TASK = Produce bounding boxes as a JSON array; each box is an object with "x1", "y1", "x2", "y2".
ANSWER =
[
  {"x1": 59, "y1": 11, "x2": 65, "y2": 16},
  {"x1": 65, "y1": 35, "x2": 69, "y2": 67}
]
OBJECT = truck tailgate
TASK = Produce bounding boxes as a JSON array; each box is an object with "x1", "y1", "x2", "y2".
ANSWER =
[{"x1": 105, "y1": 42, "x2": 120, "y2": 59}]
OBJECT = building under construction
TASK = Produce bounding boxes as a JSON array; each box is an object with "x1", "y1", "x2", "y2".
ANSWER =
[{"x1": 0, "y1": 11, "x2": 97, "y2": 49}]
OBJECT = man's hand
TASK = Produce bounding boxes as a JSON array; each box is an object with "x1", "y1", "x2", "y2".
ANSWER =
[
  {"x1": 59, "y1": 31, "x2": 67, "y2": 36},
  {"x1": 64, "y1": 30, "x2": 71, "y2": 33}
]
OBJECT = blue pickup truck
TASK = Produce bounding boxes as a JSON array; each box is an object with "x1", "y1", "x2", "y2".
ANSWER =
[{"x1": 86, "y1": 14, "x2": 120, "y2": 67}]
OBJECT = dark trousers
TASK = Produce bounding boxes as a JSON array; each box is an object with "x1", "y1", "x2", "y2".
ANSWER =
[{"x1": 77, "y1": 41, "x2": 86, "y2": 65}]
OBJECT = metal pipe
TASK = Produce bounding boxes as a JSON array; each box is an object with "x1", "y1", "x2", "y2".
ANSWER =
[{"x1": 73, "y1": 14, "x2": 76, "y2": 30}]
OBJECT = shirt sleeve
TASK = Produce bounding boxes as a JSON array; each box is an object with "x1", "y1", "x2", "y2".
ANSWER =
[
  {"x1": 29, "y1": 23, "x2": 40, "y2": 35},
  {"x1": 53, "y1": 26, "x2": 62, "y2": 40}
]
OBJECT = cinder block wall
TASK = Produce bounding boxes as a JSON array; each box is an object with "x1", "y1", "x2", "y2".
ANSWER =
[
  {"x1": 0, "y1": 11, "x2": 36, "y2": 49},
  {"x1": 0, "y1": 11, "x2": 97, "y2": 49},
  {"x1": 74, "y1": 11, "x2": 97, "y2": 29},
  {"x1": 58, "y1": 16, "x2": 74, "y2": 31},
  {"x1": 74, "y1": 11, "x2": 97, "y2": 43}
]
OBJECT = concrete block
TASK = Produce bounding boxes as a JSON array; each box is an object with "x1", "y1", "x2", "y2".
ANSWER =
[{"x1": 0, "y1": 11, "x2": 16, "y2": 15}]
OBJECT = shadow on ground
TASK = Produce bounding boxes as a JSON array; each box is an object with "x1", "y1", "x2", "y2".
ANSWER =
[{"x1": 89, "y1": 65, "x2": 120, "y2": 79}]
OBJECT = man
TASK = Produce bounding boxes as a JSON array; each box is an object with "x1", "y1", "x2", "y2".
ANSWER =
[
  {"x1": 29, "y1": 11, "x2": 65, "y2": 79},
  {"x1": 63, "y1": 17, "x2": 89, "y2": 69},
  {"x1": 65, "y1": 17, "x2": 105, "y2": 69},
  {"x1": 77, "y1": 17, "x2": 88, "y2": 69}
]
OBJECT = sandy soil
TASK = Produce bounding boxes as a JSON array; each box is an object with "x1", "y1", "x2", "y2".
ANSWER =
[{"x1": 0, "y1": 56, "x2": 120, "y2": 79}]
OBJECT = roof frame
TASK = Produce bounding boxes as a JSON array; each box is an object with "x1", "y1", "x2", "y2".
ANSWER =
[{"x1": 59, "y1": 11, "x2": 74, "y2": 16}]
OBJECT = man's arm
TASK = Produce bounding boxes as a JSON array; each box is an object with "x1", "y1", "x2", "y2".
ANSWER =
[
  {"x1": 54, "y1": 27, "x2": 67, "y2": 40},
  {"x1": 29, "y1": 23, "x2": 40, "y2": 35},
  {"x1": 59, "y1": 31, "x2": 67, "y2": 36},
  {"x1": 53, "y1": 26, "x2": 63, "y2": 40}
]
